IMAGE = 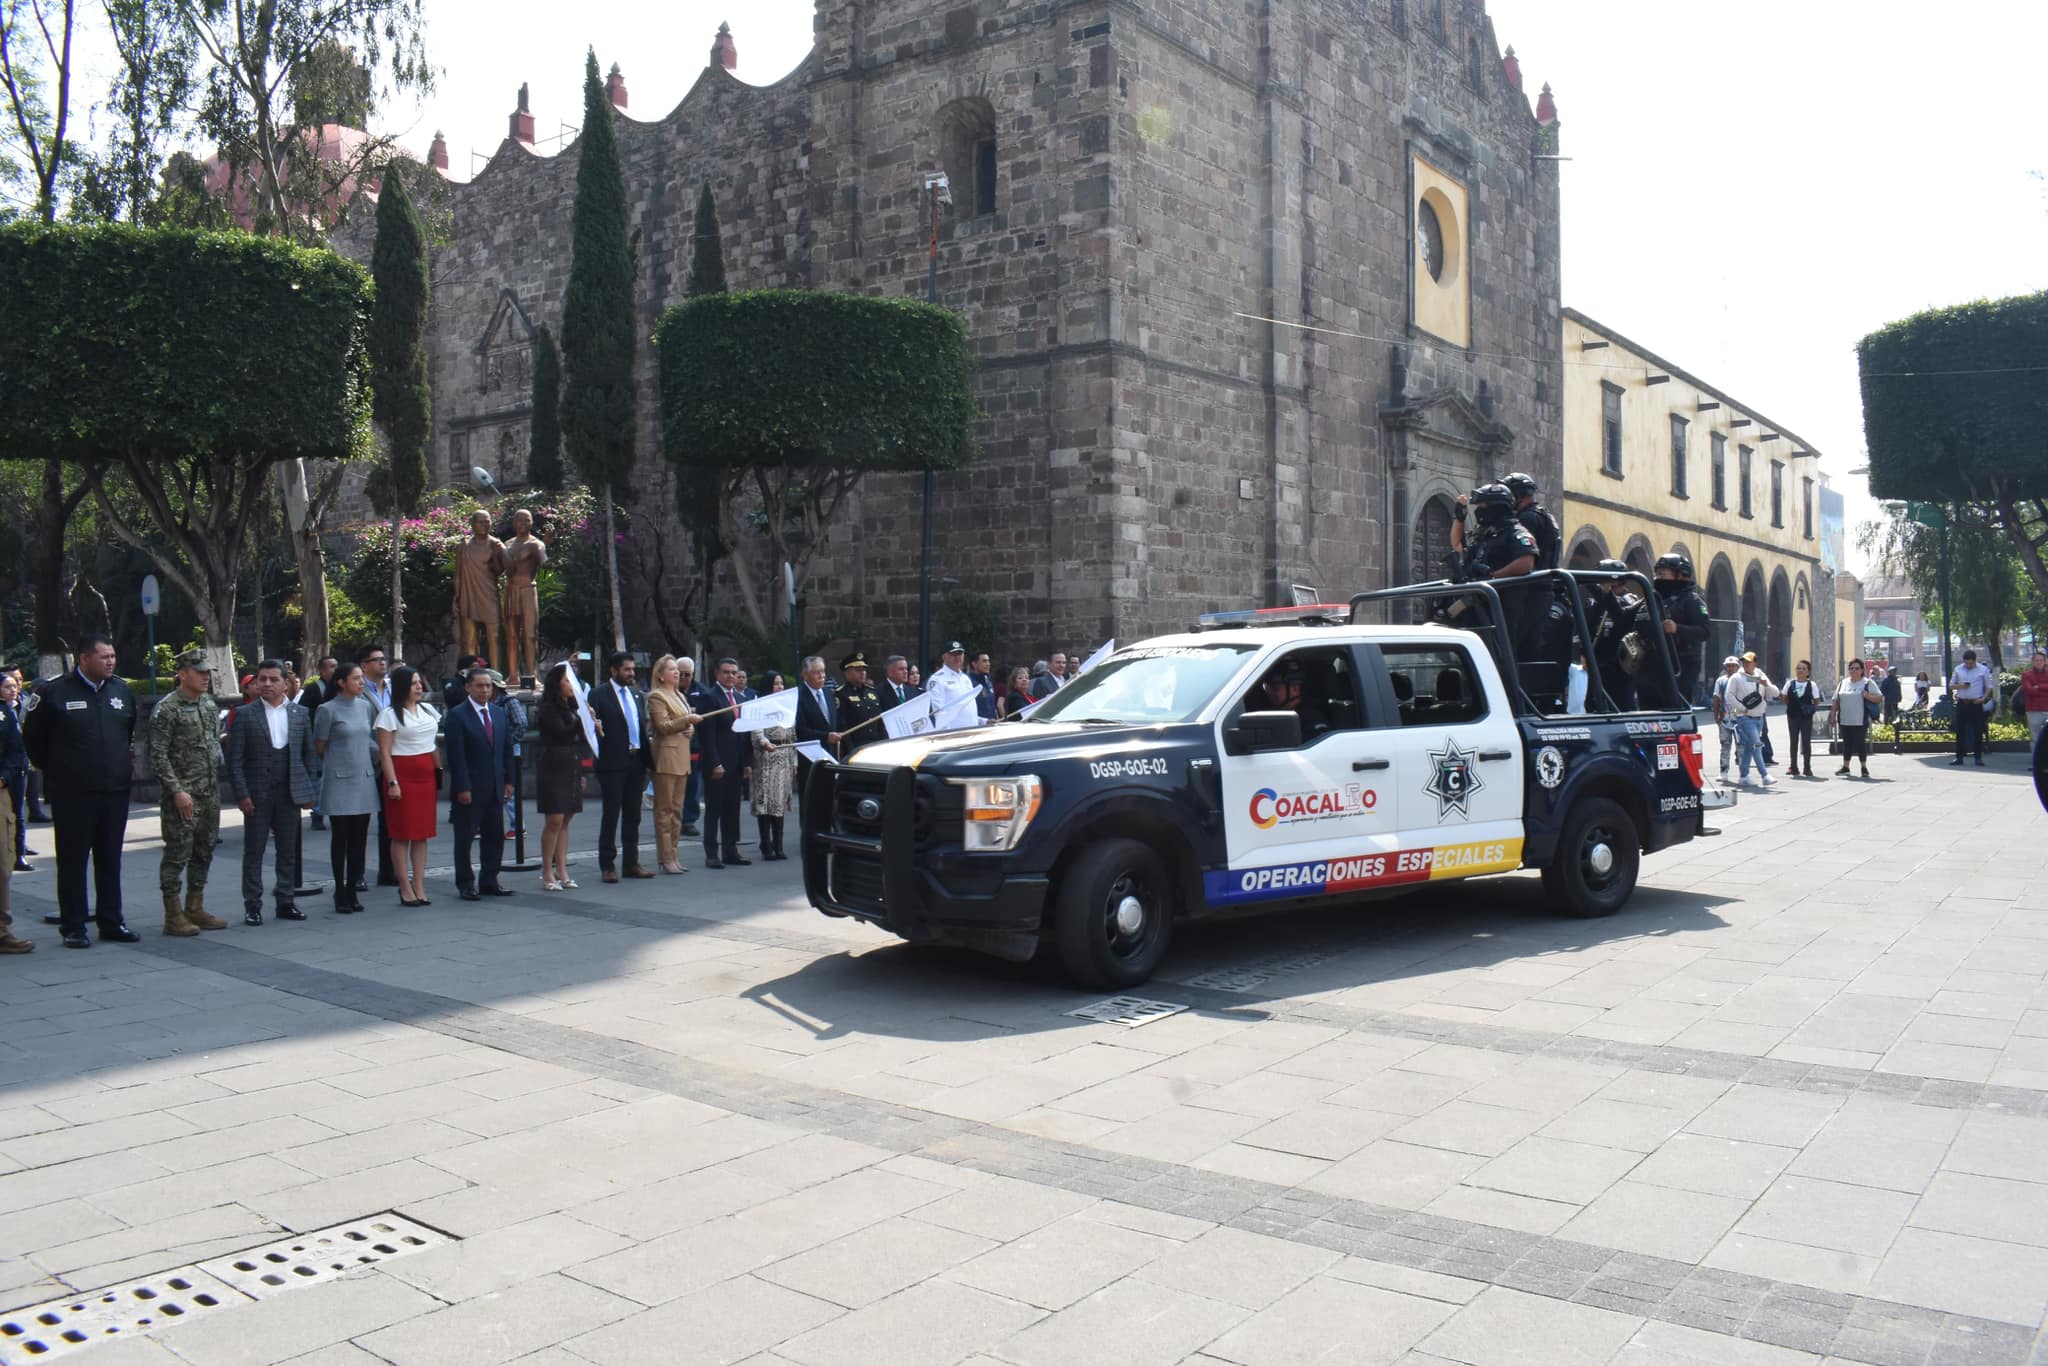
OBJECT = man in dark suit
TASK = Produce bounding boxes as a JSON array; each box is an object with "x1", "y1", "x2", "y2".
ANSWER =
[
  {"x1": 589, "y1": 650, "x2": 655, "y2": 882},
  {"x1": 793, "y1": 654, "x2": 840, "y2": 817},
  {"x1": 445, "y1": 666, "x2": 515, "y2": 901},
  {"x1": 881, "y1": 655, "x2": 921, "y2": 707},
  {"x1": 699, "y1": 657, "x2": 754, "y2": 869},
  {"x1": 222, "y1": 659, "x2": 318, "y2": 927},
  {"x1": 22, "y1": 634, "x2": 141, "y2": 947}
]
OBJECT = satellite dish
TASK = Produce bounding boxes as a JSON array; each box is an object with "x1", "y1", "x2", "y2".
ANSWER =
[{"x1": 471, "y1": 466, "x2": 500, "y2": 495}]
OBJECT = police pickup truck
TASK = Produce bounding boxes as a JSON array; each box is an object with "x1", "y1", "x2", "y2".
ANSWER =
[{"x1": 803, "y1": 576, "x2": 1727, "y2": 989}]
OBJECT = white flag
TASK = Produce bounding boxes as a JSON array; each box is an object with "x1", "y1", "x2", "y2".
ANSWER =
[
  {"x1": 794, "y1": 740, "x2": 833, "y2": 764},
  {"x1": 1075, "y1": 639, "x2": 1116, "y2": 678},
  {"x1": 548, "y1": 659, "x2": 602, "y2": 756},
  {"x1": 879, "y1": 692, "x2": 938, "y2": 740},
  {"x1": 932, "y1": 689, "x2": 980, "y2": 733},
  {"x1": 732, "y1": 688, "x2": 799, "y2": 733}
]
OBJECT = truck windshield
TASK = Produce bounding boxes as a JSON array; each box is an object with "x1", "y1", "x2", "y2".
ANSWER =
[{"x1": 1028, "y1": 643, "x2": 1258, "y2": 724}]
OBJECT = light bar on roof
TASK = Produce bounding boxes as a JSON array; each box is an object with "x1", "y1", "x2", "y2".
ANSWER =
[{"x1": 1193, "y1": 604, "x2": 1351, "y2": 631}]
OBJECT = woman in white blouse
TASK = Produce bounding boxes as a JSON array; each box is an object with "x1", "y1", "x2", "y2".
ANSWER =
[
  {"x1": 1829, "y1": 658, "x2": 1885, "y2": 780},
  {"x1": 374, "y1": 666, "x2": 442, "y2": 906}
]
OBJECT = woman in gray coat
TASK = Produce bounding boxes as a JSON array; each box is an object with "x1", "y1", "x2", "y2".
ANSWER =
[{"x1": 313, "y1": 661, "x2": 380, "y2": 914}]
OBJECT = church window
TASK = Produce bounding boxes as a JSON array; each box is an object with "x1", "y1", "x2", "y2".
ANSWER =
[{"x1": 936, "y1": 97, "x2": 999, "y2": 220}]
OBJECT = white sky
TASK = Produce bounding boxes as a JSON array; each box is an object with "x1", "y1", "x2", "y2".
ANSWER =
[{"x1": 63, "y1": 0, "x2": 2048, "y2": 577}]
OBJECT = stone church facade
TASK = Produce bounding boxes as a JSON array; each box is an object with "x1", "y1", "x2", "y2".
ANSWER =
[{"x1": 359, "y1": 0, "x2": 1563, "y2": 655}]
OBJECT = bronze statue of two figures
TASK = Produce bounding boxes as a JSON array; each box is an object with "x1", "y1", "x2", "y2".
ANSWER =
[{"x1": 453, "y1": 510, "x2": 549, "y2": 686}]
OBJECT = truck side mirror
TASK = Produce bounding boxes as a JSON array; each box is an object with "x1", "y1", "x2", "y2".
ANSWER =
[{"x1": 1227, "y1": 709, "x2": 1303, "y2": 754}]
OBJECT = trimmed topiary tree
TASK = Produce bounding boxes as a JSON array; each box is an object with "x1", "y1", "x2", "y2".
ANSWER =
[
  {"x1": 655, "y1": 288, "x2": 976, "y2": 638},
  {"x1": 1859, "y1": 293, "x2": 2048, "y2": 603},
  {"x1": 0, "y1": 222, "x2": 372, "y2": 683}
]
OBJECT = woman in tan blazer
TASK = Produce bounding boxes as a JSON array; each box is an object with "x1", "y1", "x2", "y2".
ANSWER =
[{"x1": 647, "y1": 654, "x2": 697, "y2": 874}]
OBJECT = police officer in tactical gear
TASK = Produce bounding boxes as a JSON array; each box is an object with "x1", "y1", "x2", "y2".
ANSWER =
[
  {"x1": 1502, "y1": 472, "x2": 1562, "y2": 572},
  {"x1": 22, "y1": 633, "x2": 142, "y2": 948},
  {"x1": 834, "y1": 652, "x2": 885, "y2": 758},
  {"x1": 1584, "y1": 559, "x2": 1657, "y2": 711},
  {"x1": 149, "y1": 649, "x2": 230, "y2": 937},
  {"x1": 1448, "y1": 484, "x2": 1544, "y2": 677},
  {"x1": 1652, "y1": 553, "x2": 1712, "y2": 706}
]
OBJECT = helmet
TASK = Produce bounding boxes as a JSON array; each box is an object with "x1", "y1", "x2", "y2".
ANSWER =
[
  {"x1": 1654, "y1": 552, "x2": 1695, "y2": 580},
  {"x1": 1468, "y1": 483, "x2": 1515, "y2": 521},
  {"x1": 1502, "y1": 472, "x2": 1538, "y2": 501},
  {"x1": 1595, "y1": 558, "x2": 1629, "y2": 574}
]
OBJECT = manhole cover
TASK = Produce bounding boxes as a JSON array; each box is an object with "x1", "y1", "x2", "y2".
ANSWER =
[
  {"x1": 198, "y1": 1213, "x2": 451, "y2": 1298},
  {"x1": 0, "y1": 1269, "x2": 242, "y2": 1363},
  {"x1": 1066, "y1": 996, "x2": 1188, "y2": 1027}
]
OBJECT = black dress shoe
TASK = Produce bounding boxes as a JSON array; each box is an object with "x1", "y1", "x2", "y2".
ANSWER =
[
  {"x1": 98, "y1": 925, "x2": 142, "y2": 943},
  {"x1": 352, "y1": 880, "x2": 368, "y2": 893},
  {"x1": 705, "y1": 857, "x2": 724, "y2": 870},
  {"x1": 458, "y1": 889, "x2": 481, "y2": 902},
  {"x1": 480, "y1": 885, "x2": 514, "y2": 897},
  {"x1": 275, "y1": 906, "x2": 306, "y2": 922},
  {"x1": 42, "y1": 912, "x2": 59, "y2": 925},
  {"x1": 27, "y1": 809, "x2": 48, "y2": 823},
  {"x1": 680, "y1": 824, "x2": 700, "y2": 837},
  {"x1": 310, "y1": 814, "x2": 326, "y2": 831},
  {"x1": 13, "y1": 859, "x2": 29, "y2": 872},
  {"x1": 724, "y1": 853, "x2": 751, "y2": 866},
  {"x1": 244, "y1": 909, "x2": 264, "y2": 926},
  {"x1": 61, "y1": 931, "x2": 90, "y2": 948}
]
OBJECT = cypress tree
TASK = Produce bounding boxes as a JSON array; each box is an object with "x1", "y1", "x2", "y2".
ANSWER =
[
  {"x1": 368, "y1": 164, "x2": 431, "y2": 661},
  {"x1": 527, "y1": 324, "x2": 563, "y2": 490},
  {"x1": 560, "y1": 47, "x2": 635, "y2": 650},
  {"x1": 686, "y1": 181, "x2": 726, "y2": 298}
]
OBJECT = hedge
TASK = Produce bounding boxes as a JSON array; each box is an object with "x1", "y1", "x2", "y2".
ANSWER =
[
  {"x1": 0, "y1": 222, "x2": 373, "y2": 463},
  {"x1": 655, "y1": 289, "x2": 976, "y2": 473}
]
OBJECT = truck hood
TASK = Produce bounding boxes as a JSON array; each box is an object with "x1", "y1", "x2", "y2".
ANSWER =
[{"x1": 846, "y1": 721, "x2": 1175, "y2": 772}]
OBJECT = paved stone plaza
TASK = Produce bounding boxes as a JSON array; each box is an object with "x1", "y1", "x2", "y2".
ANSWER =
[{"x1": 3, "y1": 751, "x2": 2046, "y2": 1365}]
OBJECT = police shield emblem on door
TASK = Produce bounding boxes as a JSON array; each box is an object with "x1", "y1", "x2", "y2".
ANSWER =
[{"x1": 1424, "y1": 738, "x2": 1483, "y2": 819}]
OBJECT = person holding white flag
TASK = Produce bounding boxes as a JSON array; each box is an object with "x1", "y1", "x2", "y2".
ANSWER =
[
  {"x1": 731, "y1": 685, "x2": 800, "y2": 735},
  {"x1": 748, "y1": 672, "x2": 799, "y2": 860},
  {"x1": 533, "y1": 662, "x2": 590, "y2": 891}
]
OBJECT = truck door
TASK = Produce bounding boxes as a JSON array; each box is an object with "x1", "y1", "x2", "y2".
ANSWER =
[
  {"x1": 1211, "y1": 644, "x2": 1402, "y2": 905},
  {"x1": 1362, "y1": 641, "x2": 1528, "y2": 883}
]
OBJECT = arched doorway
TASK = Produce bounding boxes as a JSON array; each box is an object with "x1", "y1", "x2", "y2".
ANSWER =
[
  {"x1": 1413, "y1": 496, "x2": 1456, "y2": 585},
  {"x1": 1740, "y1": 563, "x2": 1767, "y2": 662},
  {"x1": 1767, "y1": 569, "x2": 1793, "y2": 681},
  {"x1": 1622, "y1": 535, "x2": 1655, "y2": 577},
  {"x1": 1568, "y1": 538, "x2": 1604, "y2": 570},
  {"x1": 1706, "y1": 556, "x2": 1738, "y2": 670}
]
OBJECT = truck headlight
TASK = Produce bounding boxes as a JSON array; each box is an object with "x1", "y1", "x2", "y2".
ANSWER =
[{"x1": 954, "y1": 775, "x2": 1043, "y2": 852}]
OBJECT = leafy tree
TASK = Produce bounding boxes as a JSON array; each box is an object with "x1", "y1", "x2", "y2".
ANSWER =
[
  {"x1": 560, "y1": 49, "x2": 633, "y2": 651},
  {"x1": 1859, "y1": 294, "x2": 2048, "y2": 609},
  {"x1": 367, "y1": 162, "x2": 428, "y2": 662},
  {"x1": 656, "y1": 289, "x2": 977, "y2": 639},
  {"x1": 1860, "y1": 504, "x2": 2036, "y2": 669},
  {"x1": 80, "y1": 0, "x2": 196, "y2": 224},
  {"x1": 0, "y1": 223, "x2": 373, "y2": 684},
  {"x1": 527, "y1": 324, "x2": 563, "y2": 491},
  {"x1": 0, "y1": 0, "x2": 75, "y2": 222}
]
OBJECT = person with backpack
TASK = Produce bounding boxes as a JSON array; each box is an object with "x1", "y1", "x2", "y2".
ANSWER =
[{"x1": 1727, "y1": 652, "x2": 1779, "y2": 787}]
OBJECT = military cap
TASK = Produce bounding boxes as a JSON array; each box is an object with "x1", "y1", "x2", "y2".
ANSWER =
[
  {"x1": 174, "y1": 648, "x2": 212, "y2": 673},
  {"x1": 943, "y1": 641, "x2": 966, "y2": 654},
  {"x1": 840, "y1": 651, "x2": 869, "y2": 672}
]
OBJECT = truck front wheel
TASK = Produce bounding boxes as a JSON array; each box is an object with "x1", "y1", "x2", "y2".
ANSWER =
[
  {"x1": 1052, "y1": 838, "x2": 1174, "y2": 989},
  {"x1": 1541, "y1": 797, "x2": 1639, "y2": 918}
]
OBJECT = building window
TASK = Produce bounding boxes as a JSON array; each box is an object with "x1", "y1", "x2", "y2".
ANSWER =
[
  {"x1": 1669, "y1": 414, "x2": 1689, "y2": 498},
  {"x1": 1770, "y1": 459, "x2": 1784, "y2": 527},
  {"x1": 973, "y1": 137, "x2": 997, "y2": 215},
  {"x1": 1802, "y1": 476, "x2": 1814, "y2": 539},
  {"x1": 1710, "y1": 433, "x2": 1726, "y2": 509},
  {"x1": 1601, "y1": 382, "x2": 1623, "y2": 478},
  {"x1": 1738, "y1": 444, "x2": 1753, "y2": 518},
  {"x1": 936, "y1": 97, "x2": 999, "y2": 219}
]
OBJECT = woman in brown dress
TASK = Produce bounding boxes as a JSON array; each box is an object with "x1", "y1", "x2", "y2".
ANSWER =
[
  {"x1": 534, "y1": 663, "x2": 587, "y2": 890},
  {"x1": 647, "y1": 654, "x2": 697, "y2": 875},
  {"x1": 749, "y1": 671, "x2": 798, "y2": 860}
]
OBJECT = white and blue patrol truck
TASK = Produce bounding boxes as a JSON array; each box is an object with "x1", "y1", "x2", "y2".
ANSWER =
[{"x1": 802, "y1": 578, "x2": 1729, "y2": 989}]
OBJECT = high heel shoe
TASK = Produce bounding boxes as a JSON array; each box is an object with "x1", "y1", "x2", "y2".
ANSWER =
[
  {"x1": 541, "y1": 879, "x2": 561, "y2": 891},
  {"x1": 559, "y1": 877, "x2": 578, "y2": 889}
]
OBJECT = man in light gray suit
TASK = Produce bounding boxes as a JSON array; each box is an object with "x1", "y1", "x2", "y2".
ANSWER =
[{"x1": 223, "y1": 660, "x2": 318, "y2": 926}]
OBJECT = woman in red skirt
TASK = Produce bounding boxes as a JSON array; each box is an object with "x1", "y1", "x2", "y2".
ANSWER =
[{"x1": 374, "y1": 666, "x2": 443, "y2": 906}]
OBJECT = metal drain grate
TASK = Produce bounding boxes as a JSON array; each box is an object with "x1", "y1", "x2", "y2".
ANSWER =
[
  {"x1": 198, "y1": 1213, "x2": 451, "y2": 1298},
  {"x1": 0, "y1": 1268, "x2": 244, "y2": 1363},
  {"x1": 1182, "y1": 948, "x2": 1338, "y2": 993},
  {"x1": 1066, "y1": 996, "x2": 1188, "y2": 1027}
]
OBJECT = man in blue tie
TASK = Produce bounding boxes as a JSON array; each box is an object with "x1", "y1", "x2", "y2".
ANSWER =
[
  {"x1": 591, "y1": 651, "x2": 655, "y2": 882},
  {"x1": 793, "y1": 654, "x2": 840, "y2": 824},
  {"x1": 446, "y1": 667, "x2": 515, "y2": 901}
]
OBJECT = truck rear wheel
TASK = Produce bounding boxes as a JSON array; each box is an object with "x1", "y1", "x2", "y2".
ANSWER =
[
  {"x1": 1542, "y1": 797, "x2": 1639, "y2": 919},
  {"x1": 1053, "y1": 838, "x2": 1173, "y2": 989}
]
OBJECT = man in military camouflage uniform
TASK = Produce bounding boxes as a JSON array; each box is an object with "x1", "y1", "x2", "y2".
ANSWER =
[{"x1": 148, "y1": 650, "x2": 229, "y2": 937}]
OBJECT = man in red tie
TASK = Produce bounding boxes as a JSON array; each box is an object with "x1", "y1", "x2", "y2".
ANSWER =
[{"x1": 699, "y1": 658, "x2": 755, "y2": 868}]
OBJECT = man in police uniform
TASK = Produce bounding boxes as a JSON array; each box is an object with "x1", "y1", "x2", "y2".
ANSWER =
[
  {"x1": 1257, "y1": 660, "x2": 1331, "y2": 740},
  {"x1": 22, "y1": 633, "x2": 143, "y2": 948},
  {"x1": 1448, "y1": 483, "x2": 1542, "y2": 666},
  {"x1": 149, "y1": 650, "x2": 230, "y2": 937},
  {"x1": 835, "y1": 652, "x2": 885, "y2": 758},
  {"x1": 1651, "y1": 553, "x2": 1712, "y2": 706},
  {"x1": 1502, "y1": 472, "x2": 1562, "y2": 571},
  {"x1": 1586, "y1": 559, "x2": 1654, "y2": 710}
]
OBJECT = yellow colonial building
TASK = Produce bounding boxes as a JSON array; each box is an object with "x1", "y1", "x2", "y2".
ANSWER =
[{"x1": 1560, "y1": 309, "x2": 1828, "y2": 692}]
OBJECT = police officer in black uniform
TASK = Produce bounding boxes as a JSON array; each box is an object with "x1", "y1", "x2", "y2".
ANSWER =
[
  {"x1": 1448, "y1": 484, "x2": 1543, "y2": 675},
  {"x1": 1585, "y1": 559, "x2": 1655, "y2": 710},
  {"x1": 1651, "y1": 553, "x2": 1712, "y2": 707},
  {"x1": 1502, "y1": 472, "x2": 1562, "y2": 571},
  {"x1": 834, "y1": 652, "x2": 885, "y2": 758},
  {"x1": 21, "y1": 633, "x2": 143, "y2": 947}
]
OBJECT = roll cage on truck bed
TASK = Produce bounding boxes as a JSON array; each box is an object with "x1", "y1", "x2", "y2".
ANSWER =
[{"x1": 802, "y1": 569, "x2": 1724, "y2": 988}]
